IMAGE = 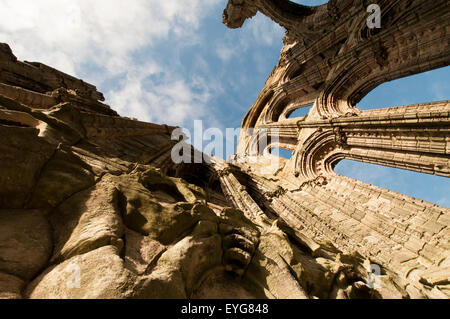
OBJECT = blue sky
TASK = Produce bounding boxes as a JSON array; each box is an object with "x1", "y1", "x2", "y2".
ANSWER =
[
  {"x1": 0, "y1": 0, "x2": 448, "y2": 207},
  {"x1": 335, "y1": 66, "x2": 450, "y2": 208}
]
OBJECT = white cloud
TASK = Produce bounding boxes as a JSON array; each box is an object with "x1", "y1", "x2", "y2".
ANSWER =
[
  {"x1": 214, "y1": 12, "x2": 284, "y2": 63},
  {"x1": 0, "y1": 0, "x2": 219, "y2": 73},
  {"x1": 216, "y1": 42, "x2": 236, "y2": 62},
  {"x1": 107, "y1": 62, "x2": 218, "y2": 127},
  {"x1": 0, "y1": 0, "x2": 222, "y2": 127},
  {"x1": 246, "y1": 13, "x2": 284, "y2": 47}
]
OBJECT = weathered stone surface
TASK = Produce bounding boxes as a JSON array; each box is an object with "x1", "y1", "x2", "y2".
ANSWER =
[
  {"x1": 27, "y1": 147, "x2": 96, "y2": 209},
  {"x1": 191, "y1": 273, "x2": 258, "y2": 299},
  {"x1": 419, "y1": 267, "x2": 450, "y2": 287},
  {"x1": 248, "y1": 235, "x2": 309, "y2": 299},
  {"x1": 26, "y1": 245, "x2": 136, "y2": 299},
  {"x1": 50, "y1": 175, "x2": 125, "y2": 263},
  {"x1": 0, "y1": 272, "x2": 24, "y2": 299},
  {"x1": 116, "y1": 169, "x2": 217, "y2": 245},
  {"x1": 0, "y1": 210, "x2": 52, "y2": 280},
  {"x1": 374, "y1": 275, "x2": 408, "y2": 299},
  {"x1": 138, "y1": 167, "x2": 207, "y2": 203},
  {"x1": 124, "y1": 228, "x2": 166, "y2": 275},
  {"x1": 133, "y1": 265, "x2": 187, "y2": 299},
  {"x1": 0, "y1": 123, "x2": 54, "y2": 209},
  {"x1": 219, "y1": 208, "x2": 260, "y2": 276},
  {"x1": 0, "y1": 43, "x2": 16, "y2": 61},
  {"x1": 135, "y1": 233, "x2": 223, "y2": 298}
]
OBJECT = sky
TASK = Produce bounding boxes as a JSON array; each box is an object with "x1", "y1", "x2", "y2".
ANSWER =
[{"x1": 0, "y1": 0, "x2": 448, "y2": 207}]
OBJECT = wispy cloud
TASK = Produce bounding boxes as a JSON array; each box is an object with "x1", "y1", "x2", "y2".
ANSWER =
[
  {"x1": 0, "y1": 0, "x2": 222, "y2": 127},
  {"x1": 108, "y1": 65, "x2": 215, "y2": 126},
  {"x1": 246, "y1": 13, "x2": 285, "y2": 47},
  {"x1": 0, "y1": 0, "x2": 221, "y2": 72},
  {"x1": 214, "y1": 12, "x2": 284, "y2": 62},
  {"x1": 216, "y1": 42, "x2": 237, "y2": 62},
  {"x1": 437, "y1": 197, "x2": 450, "y2": 208}
]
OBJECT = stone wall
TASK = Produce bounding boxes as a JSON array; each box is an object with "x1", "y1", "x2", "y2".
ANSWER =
[{"x1": 223, "y1": 0, "x2": 450, "y2": 298}]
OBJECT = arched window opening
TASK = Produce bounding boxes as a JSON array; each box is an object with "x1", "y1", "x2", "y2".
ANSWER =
[
  {"x1": 311, "y1": 81, "x2": 324, "y2": 91},
  {"x1": 356, "y1": 66, "x2": 450, "y2": 110},
  {"x1": 334, "y1": 159, "x2": 450, "y2": 208},
  {"x1": 270, "y1": 148, "x2": 293, "y2": 159},
  {"x1": 287, "y1": 104, "x2": 313, "y2": 118},
  {"x1": 270, "y1": 96, "x2": 290, "y2": 122},
  {"x1": 248, "y1": 90, "x2": 274, "y2": 128},
  {"x1": 289, "y1": 64, "x2": 305, "y2": 81}
]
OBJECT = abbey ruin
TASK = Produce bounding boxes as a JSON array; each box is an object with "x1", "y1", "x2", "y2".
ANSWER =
[{"x1": 0, "y1": 0, "x2": 449, "y2": 299}]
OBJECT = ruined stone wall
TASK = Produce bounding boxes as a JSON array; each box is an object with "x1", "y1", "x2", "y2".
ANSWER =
[{"x1": 222, "y1": 0, "x2": 450, "y2": 298}]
